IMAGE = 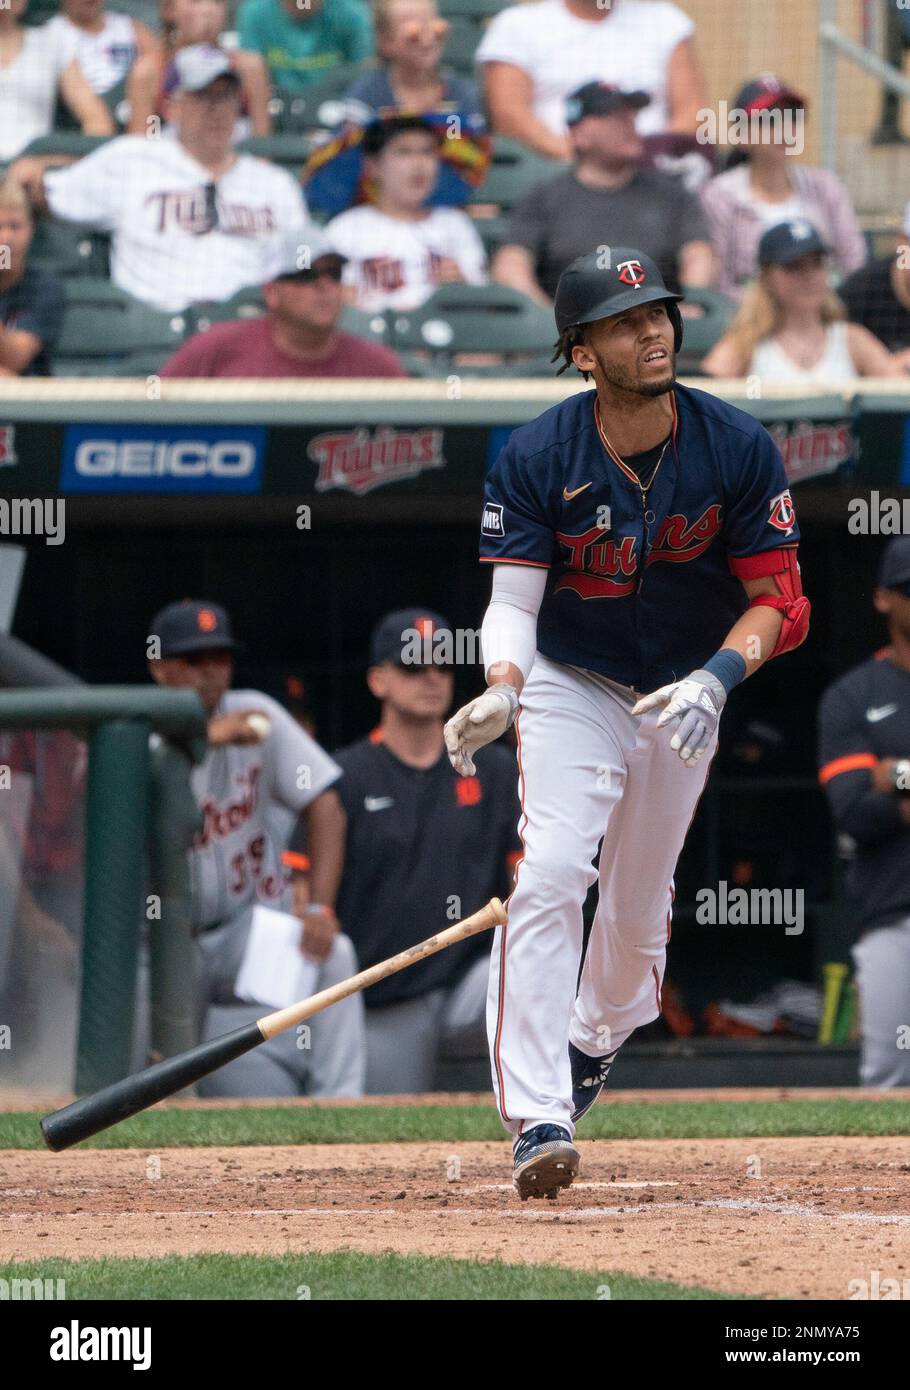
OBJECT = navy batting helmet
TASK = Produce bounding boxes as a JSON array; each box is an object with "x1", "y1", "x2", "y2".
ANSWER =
[{"x1": 553, "y1": 248, "x2": 684, "y2": 352}]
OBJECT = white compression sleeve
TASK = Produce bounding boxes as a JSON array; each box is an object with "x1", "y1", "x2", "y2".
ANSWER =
[{"x1": 480, "y1": 563, "x2": 548, "y2": 684}]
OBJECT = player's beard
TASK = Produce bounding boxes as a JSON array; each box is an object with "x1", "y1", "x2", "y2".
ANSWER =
[{"x1": 592, "y1": 349, "x2": 676, "y2": 398}]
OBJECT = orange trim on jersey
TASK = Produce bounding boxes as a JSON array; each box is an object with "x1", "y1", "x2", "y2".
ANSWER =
[
  {"x1": 369, "y1": 727, "x2": 384, "y2": 744},
  {"x1": 506, "y1": 849, "x2": 523, "y2": 868},
  {"x1": 594, "y1": 391, "x2": 678, "y2": 486},
  {"x1": 652, "y1": 962, "x2": 661, "y2": 1013},
  {"x1": 281, "y1": 851, "x2": 310, "y2": 872},
  {"x1": 479, "y1": 555, "x2": 551, "y2": 568},
  {"x1": 819, "y1": 752, "x2": 877, "y2": 784}
]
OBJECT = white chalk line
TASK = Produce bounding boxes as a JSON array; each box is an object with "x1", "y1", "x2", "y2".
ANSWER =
[{"x1": 5, "y1": 1197, "x2": 910, "y2": 1228}]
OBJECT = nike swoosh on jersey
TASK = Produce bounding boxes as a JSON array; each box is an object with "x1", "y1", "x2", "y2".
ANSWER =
[
  {"x1": 364, "y1": 796, "x2": 395, "y2": 811},
  {"x1": 866, "y1": 704, "x2": 898, "y2": 723},
  {"x1": 563, "y1": 482, "x2": 593, "y2": 501}
]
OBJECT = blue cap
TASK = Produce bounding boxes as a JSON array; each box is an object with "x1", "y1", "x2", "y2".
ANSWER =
[
  {"x1": 369, "y1": 608, "x2": 451, "y2": 665},
  {"x1": 149, "y1": 600, "x2": 243, "y2": 657},
  {"x1": 758, "y1": 219, "x2": 830, "y2": 267},
  {"x1": 878, "y1": 538, "x2": 910, "y2": 595}
]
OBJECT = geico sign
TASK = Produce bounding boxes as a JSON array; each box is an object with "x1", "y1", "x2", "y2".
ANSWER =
[{"x1": 74, "y1": 440, "x2": 256, "y2": 476}]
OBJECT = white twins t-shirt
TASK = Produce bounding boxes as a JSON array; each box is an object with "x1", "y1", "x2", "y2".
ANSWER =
[
  {"x1": 323, "y1": 205, "x2": 488, "y2": 312},
  {"x1": 45, "y1": 136, "x2": 311, "y2": 311},
  {"x1": 475, "y1": 0, "x2": 694, "y2": 139}
]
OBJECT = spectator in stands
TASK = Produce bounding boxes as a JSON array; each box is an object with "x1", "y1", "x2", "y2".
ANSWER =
[
  {"x1": 45, "y1": 0, "x2": 157, "y2": 99},
  {"x1": 128, "y1": 0, "x2": 271, "y2": 136},
  {"x1": 322, "y1": 114, "x2": 487, "y2": 312},
  {"x1": 818, "y1": 538, "x2": 910, "y2": 1087},
  {"x1": 701, "y1": 75, "x2": 867, "y2": 303},
  {"x1": 493, "y1": 82, "x2": 715, "y2": 308},
  {"x1": 345, "y1": 0, "x2": 479, "y2": 119},
  {"x1": 476, "y1": 0, "x2": 705, "y2": 161},
  {"x1": 160, "y1": 229, "x2": 406, "y2": 376},
  {"x1": 237, "y1": 0, "x2": 373, "y2": 95},
  {"x1": 283, "y1": 609, "x2": 522, "y2": 1093},
  {"x1": 703, "y1": 220, "x2": 899, "y2": 382},
  {"x1": 0, "y1": 0, "x2": 114, "y2": 161},
  {"x1": 840, "y1": 219, "x2": 910, "y2": 370},
  {"x1": 0, "y1": 179, "x2": 65, "y2": 378},
  {"x1": 14, "y1": 46, "x2": 312, "y2": 314}
]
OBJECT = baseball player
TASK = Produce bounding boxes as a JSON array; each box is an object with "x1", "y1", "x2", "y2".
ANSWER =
[
  {"x1": 818, "y1": 537, "x2": 910, "y2": 1087},
  {"x1": 147, "y1": 598, "x2": 364, "y2": 1096},
  {"x1": 443, "y1": 248, "x2": 811, "y2": 1199}
]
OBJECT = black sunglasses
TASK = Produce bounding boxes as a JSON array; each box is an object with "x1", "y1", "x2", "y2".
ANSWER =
[{"x1": 282, "y1": 263, "x2": 345, "y2": 285}]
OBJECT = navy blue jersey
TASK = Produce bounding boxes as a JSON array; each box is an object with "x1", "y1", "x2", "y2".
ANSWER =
[{"x1": 479, "y1": 384, "x2": 800, "y2": 691}]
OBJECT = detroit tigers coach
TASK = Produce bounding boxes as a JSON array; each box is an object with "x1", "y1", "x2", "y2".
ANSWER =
[{"x1": 443, "y1": 248, "x2": 811, "y2": 1199}]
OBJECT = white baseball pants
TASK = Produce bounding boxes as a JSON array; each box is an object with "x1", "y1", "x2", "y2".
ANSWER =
[{"x1": 487, "y1": 653, "x2": 716, "y2": 1137}]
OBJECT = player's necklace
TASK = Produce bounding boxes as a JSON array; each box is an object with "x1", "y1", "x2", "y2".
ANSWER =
[{"x1": 595, "y1": 401, "x2": 671, "y2": 497}]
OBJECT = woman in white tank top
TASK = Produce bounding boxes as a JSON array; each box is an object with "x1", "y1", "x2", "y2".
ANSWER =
[
  {"x1": 704, "y1": 218, "x2": 901, "y2": 384},
  {"x1": 45, "y1": 0, "x2": 157, "y2": 97}
]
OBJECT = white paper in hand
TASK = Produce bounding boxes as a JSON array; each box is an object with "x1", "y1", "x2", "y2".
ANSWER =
[{"x1": 234, "y1": 904, "x2": 319, "y2": 1010}]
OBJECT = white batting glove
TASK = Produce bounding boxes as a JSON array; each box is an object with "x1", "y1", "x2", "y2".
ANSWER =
[
  {"x1": 444, "y1": 684, "x2": 519, "y2": 776},
  {"x1": 631, "y1": 670, "x2": 726, "y2": 767}
]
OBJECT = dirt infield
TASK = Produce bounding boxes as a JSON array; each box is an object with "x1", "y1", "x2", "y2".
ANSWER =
[{"x1": 3, "y1": 1125, "x2": 910, "y2": 1298}]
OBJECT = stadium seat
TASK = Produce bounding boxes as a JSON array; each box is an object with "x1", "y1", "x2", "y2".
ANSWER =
[
  {"x1": 473, "y1": 138, "x2": 567, "y2": 209},
  {"x1": 52, "y1": 280, "x2": 189, "y2": 377},
  {"x1": 18, "y1": 133, "x2": 112, "y2": 161},
  {"x1": 385, "y1": 283, "x2": 556, "y2": 376},
  {"x1": 235, "y1": 134, "x2": 313, "y2": 178},
  {"x1": 29, "y1": 221, "x2": 103, "y2": 278},
  {"x1": 441, "y1": 16, "x2": 484, "y2": 75},
  {"x1": 438, "y1": 0, "x2": 507, "y2": 16},
  {"x1": 339, "y1": 304, "x2": 391, "y2": 344},
  {"x1": 676, "y1": 286, "x2": 736, "y2": 374},
  {"x1": 190, "y1": 289, "x2": 266, "y2": 336},
  {"x1": 23, "y1": 0, "x2": 56, "y2": 23},
  {"x1": 268, "y1": 65, "x2": 369, "y2": 134}
]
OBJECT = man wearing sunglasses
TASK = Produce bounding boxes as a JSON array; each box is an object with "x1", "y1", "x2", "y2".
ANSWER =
[
  {"x1": 161, "y1": 227, "x2": 406, "y2": 377},
  {"x1": 19, "y1": 44, "x2": 312, "y2": 314}
]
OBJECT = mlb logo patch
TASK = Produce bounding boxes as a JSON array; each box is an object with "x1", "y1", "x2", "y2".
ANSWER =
[{"x1": 481, "y1": 502, "x2": 505, "y2": 537}]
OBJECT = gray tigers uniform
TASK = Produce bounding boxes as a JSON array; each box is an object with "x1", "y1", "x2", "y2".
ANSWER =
[
  {"x1": 190, "y1": 690, "x2": 339, "y2": 930},
  {"x1": 186, "y1": 690, "x2": 365, "y2": 1096}
]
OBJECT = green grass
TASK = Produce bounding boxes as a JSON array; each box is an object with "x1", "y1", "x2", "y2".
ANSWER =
[
  {"x1": 3, "y1": 1098, "x2": 909, "y2": 1150},
  {"x1": 0, "y1": 1252, "x2": 739, "y2": 1300}
]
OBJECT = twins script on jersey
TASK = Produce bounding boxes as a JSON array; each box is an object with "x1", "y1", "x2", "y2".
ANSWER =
[{"x1": 479, "y1": 383, "x2": 801, "y2": 692}]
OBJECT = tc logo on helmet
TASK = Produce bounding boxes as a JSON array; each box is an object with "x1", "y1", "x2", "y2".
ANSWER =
[{"x1": 617, "y1": 259, "x2": 646, "y2": 287}]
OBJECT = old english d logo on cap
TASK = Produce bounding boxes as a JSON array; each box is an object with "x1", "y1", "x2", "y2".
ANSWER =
[
  {"x1": 617, "y1": 259, "x2": 646, "y2": 287},
  {"x1": 197, "y1": 608, "x2": 219, "y2": 632}
]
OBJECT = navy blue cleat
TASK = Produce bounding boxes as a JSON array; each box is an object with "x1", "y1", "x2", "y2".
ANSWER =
[
  {"x1": 513, "y1": 1123, "x2": 580, "y2": 1201},
  {"x1": 570, "y1": 1042, "x2": 618, "y2": 1124}
]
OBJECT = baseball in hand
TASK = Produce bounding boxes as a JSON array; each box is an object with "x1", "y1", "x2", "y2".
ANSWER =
[{"x1": 245, "y1": 713, "x2": 272, "y2": 741}]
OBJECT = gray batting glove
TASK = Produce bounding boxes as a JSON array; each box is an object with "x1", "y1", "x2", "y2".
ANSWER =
[
  {"x1": 631, "y1": 670, "x2": 726, "y2": 767},
  {"x1": 444, "y1": 684, "x2": 519, "y2": 776}
]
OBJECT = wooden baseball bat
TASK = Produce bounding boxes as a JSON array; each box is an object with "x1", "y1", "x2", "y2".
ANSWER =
[{"x1": 41, "y1": 898, "x2": 507, "y2": 1152}]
